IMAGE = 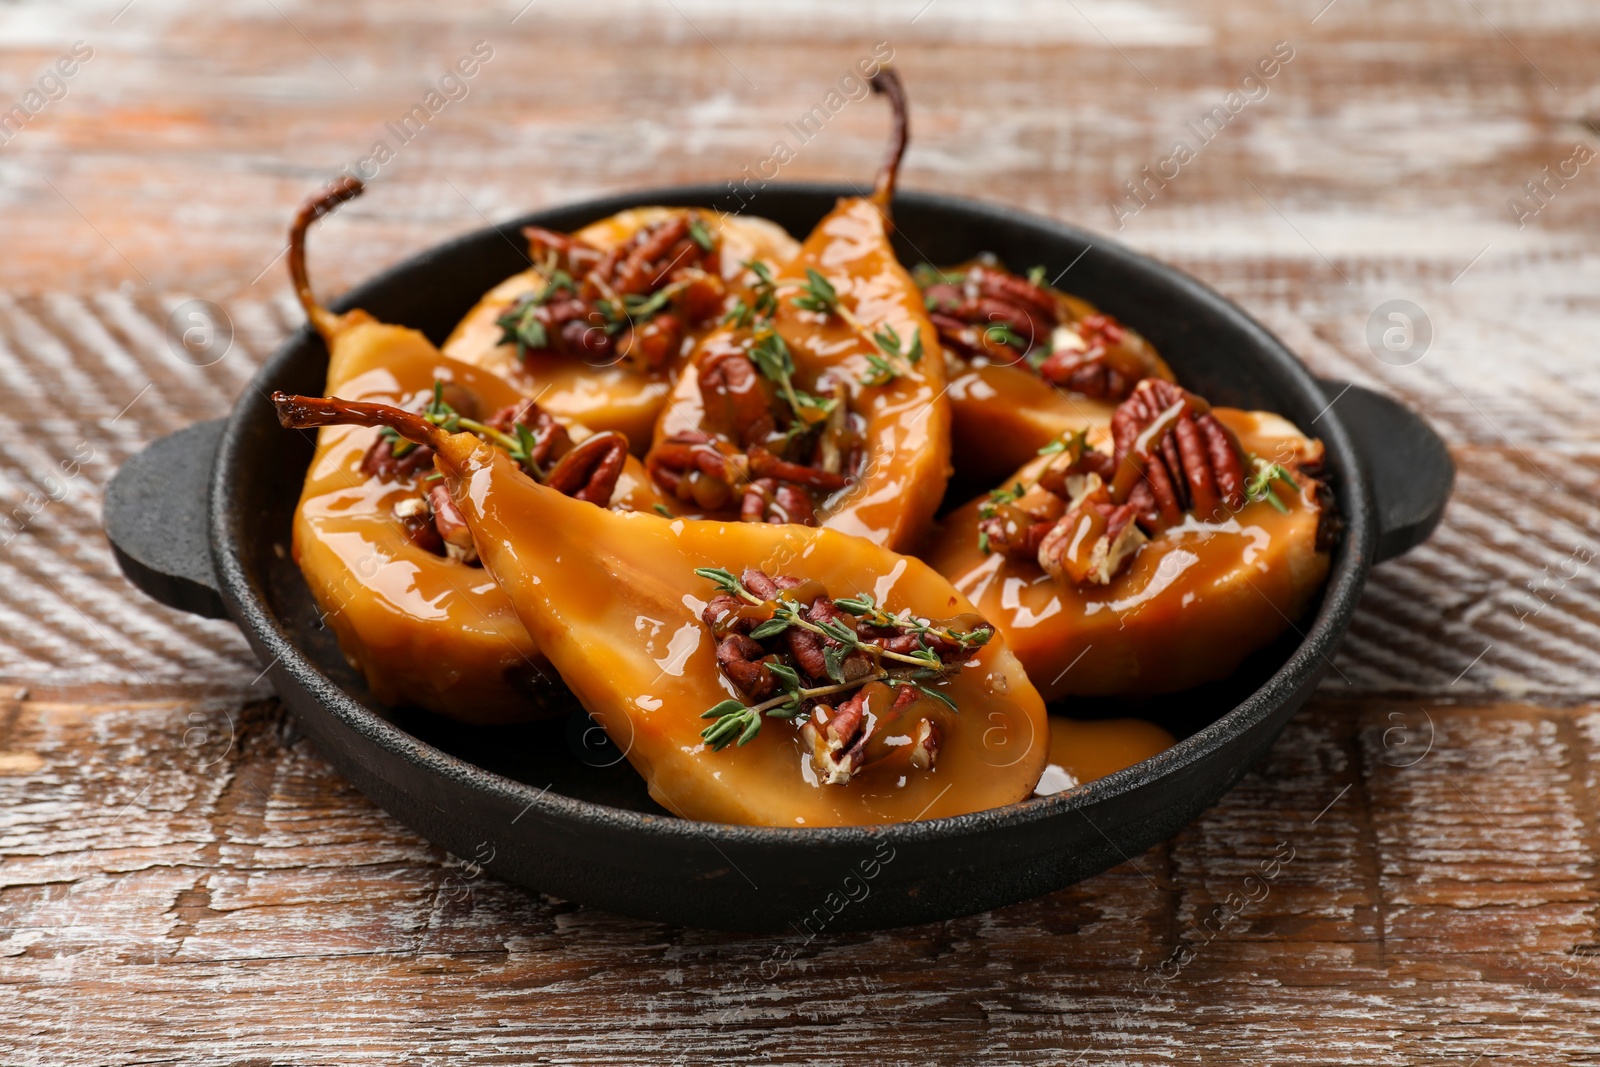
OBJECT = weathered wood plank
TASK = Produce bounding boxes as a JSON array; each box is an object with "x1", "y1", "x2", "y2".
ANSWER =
[
  {"x1": 4, "y1": 694, "x2": 1600, "y2": 1064},
  {"x1": 3, "y1": 0, "x2": 1600, "y2": 1060}
]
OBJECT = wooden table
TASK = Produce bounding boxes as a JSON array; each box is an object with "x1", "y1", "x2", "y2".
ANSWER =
[{"x1": 4, "y1": 0, "x2": 1599, "y2": 1061}]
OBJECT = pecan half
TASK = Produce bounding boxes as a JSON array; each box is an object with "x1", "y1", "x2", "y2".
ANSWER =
[
  {"x1": 361, "y1": 438, "x2": 434, "y2": 480},
  {"x1": 699, "y1": 348, "x2": 779, "y2": 448},
  {"x1": 716, "y1": 633, "x2": 776, "y2": 700},
  {"x1": 585, "y1": 215, "x2": 716, "y2": 299},
  {"x1": 924, "y1": 264, "x2": 1059, "y2": 361},
  {"x1": 427, "y1": 482, "x2": 477, "y2": 565},
  {"x1": 646, "y1": 430, "x2": 741, "y2": 512},
  {"x1": 542, "y1": 431, "x2": 628, "y2": 505},
  {"x1": 392, "y1": 494, "x2": 444, "y2": 555},
  {"x1": 523, "y1": 225, "x2": 605, "y2": 278},
  {"x1": 487, "y1": 400, "x2": 572, "y2": 471},
  {"x1": 740, "y1": 477, "x2": 817, "y2": 525},
  {"x1": 1111, "y1": 378, "x2": 1247, "y2": 530},
  {"x1": 801, "y1": 684, "x2": 941, "y2": 785}
]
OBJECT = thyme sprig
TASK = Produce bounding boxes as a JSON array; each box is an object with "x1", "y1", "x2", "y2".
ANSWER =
[
  {"x1": 1246, "y1": 457, "x2": 1302, "y2": 513},
  {"x1": 591, "y1": 277, "x2": 697, "y2": 336},
  {"x1": 859, "y1": 323, "x2": 925, "y2": 386},
  {"x1": 381, "y1": 382, "x2": 546, "y2": 474},
  {"x1": 831, "y1": 591, "x2": 992, "y2": 653},
  {"x1": 495, "y1": 267, "x2": 577, "y2": 358},
  {"x1": 783, "y1": 267, "x2": 890, "y2": 353},
  {"x1": 978, "y1": 482, "x2": 1028, "y2": 520},
  {"x1": 749, "y1": 329, "x2": 835, "y2": 425},
  {"x1": 722, "y1": 259, "x2": 780, "y2": 329},
  {"x1": 1037, "y1": 428, "x2": 1089, "y2": 457},
  {"x1": 789, "y1": 268, "x2": 840, "y2": 315},
  {"x1": 687, "y1": 215, "x2": 714, "y2": 252},
  {"x1": 693, "y1": 568, "x2": 991, "y2": 749},
  {"x1": 984, "y1": 322, "x2": 1032, "y2": 352}
]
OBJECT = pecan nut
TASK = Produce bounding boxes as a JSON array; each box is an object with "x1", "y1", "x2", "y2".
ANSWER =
[
  {"x1": 923, "y1": 263, "x2": 1059, "y2": 361},
  {"x1": 542, "y1": 431, "x2": 629, "y2": 505},
  {"x1": 1034, "y1": 314, "x2": 1152, "y2": 402},
  {"x1": 1036, "y1": 492, "x2": 1147, "y2": 587},
  {"x1": 1111, "y1": 378, "x2": 1246, "y2": 530}
]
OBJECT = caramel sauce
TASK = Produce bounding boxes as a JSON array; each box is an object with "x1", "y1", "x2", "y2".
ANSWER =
[
  {"x1": 655, "y1": 197, "x2": 952, "y2": 553},
  {"x1": 422, "y1": 427, "x2": 1048, "y2": 827},
  {"x1": 292, "y1": 320, "x2": 667, "y2": 723},
  {"x1": 1056, "y1": 506, "x2": 1109, "y2": 584},
  {"x1": 1035, "y1": 716, "x2": 1176, "y2": 793},
  {"x1": 924, "y1": 409, "x2": 1331, "y2": 701},
  {"x1": 946, "y1": 361, "x2": 1120, "y2": 486},
  {"x1": 442, "y1": 210, "x2": 800, "y2": 450}
]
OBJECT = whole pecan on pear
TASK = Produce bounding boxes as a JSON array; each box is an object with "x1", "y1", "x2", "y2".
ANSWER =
[
  {"x1": 542, "y1": 431, "x2": 629, "y2": 505},
  {"x1": 923, "y1": 264, "x2": 1059, "y2": 362},
  {"x1": 698, "y1": 348, "x2": 780, "y2": 449},
  {"x1": 1111, "y1": 378, "x2": 1247, "y2": 531},
  {"x1": 646, "y1": 430, "x2": 741, "y2": 512}
]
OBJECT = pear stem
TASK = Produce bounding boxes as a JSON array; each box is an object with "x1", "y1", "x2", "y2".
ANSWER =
[
  {"x1": 868, "y1": 67, "x2": 909, "y2": 215},
  {"x1": 271, "y1": 392, "x2": 440, "y2": 450},
  {"x1": 288, "y1": 176, "x2": 365, "y2": 344}
]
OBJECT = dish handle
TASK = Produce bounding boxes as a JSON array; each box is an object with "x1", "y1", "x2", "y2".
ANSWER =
[
  {"x1": 1317, "y1": 379, "x2": 1453, "y2": 563},
  {"x1": 103, "y1": 419, "x2": 228, "y2": 619}
]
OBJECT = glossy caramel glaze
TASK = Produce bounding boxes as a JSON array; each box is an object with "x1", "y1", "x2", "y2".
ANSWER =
[
  {"x1": 923, "y1": 409, "x2": 1332, "y2": 701},
  {"x1": 1034, "y1": 716, "x2": 1176, "y2": 794},
  {"x1": 294, "y1": 313, "x2": 667, "y2": 723},
  {"x1": 443, "y1": 210, "x2": 800, "y2": 450},
  {"x1": 947, "y1": 361, "x2": 1120, "y2": 487},
  {"x1": 655, "y1": 197, "x2": 952, "y2": 552},
  {"x1": 417, "y1": 428, "x2": 1046, "y2": 827}
]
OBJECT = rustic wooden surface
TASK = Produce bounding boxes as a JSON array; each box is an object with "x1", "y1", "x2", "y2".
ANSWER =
[{"x1": 3, "y1": 0, "x2": 1600, "y2": 1062}]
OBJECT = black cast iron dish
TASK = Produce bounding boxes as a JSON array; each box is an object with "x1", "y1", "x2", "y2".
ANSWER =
[{"x1": 105, "y1": 184, "x2": 1453, "y2": 932}]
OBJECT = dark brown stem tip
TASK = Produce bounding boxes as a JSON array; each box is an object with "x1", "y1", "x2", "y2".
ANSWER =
[
  {"x1": 271, "y1": 391, "x2": 435, "y2": 447},
  {"x1": 294, "y1": 175, "x2": 365, "y2": 236},
  {"x1": 868, "y1": 66, "x2": 909, "y2": 207},
  {"x1": 289, "y1": 177, "x2": 367, "y2": 336}
]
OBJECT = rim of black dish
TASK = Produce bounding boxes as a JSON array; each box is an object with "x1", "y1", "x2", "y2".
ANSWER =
[{"x1": 211, "y1": 182, "x2": 1376, "y2": 847}]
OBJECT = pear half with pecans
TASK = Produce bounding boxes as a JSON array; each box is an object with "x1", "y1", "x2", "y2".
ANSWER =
[
  {"x1": 647, "y1": 68, "x2": 953, "y2": 553},
  {"x1": 924, "y1": 381, "x2": 1333, "y2": 702},
  {"x1": 274, "y1": 393, "x2": 1049, "y2": 828},
  {"x1": 287, "y1": 178, "x2": 669, "y2": 723}
]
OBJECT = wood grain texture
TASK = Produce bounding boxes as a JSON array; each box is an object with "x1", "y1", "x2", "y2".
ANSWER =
[
  {"x1": 2, "y1": 0, "x2": 1599, "y2": 1061},
  {"x1": 6, "y1": 693, "x2": 1600, "y2": 1064}
]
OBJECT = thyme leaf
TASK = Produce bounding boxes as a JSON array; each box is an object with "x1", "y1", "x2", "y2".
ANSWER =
[
  {"x1": 1246, "y1": 458, "x2": 1301, "y2": 513},
  {"x1": 687, "y1": 215, "x2": 714, "y2": 252},
  {"x1": 790, "y1": 268, "x2": 840, "y2": 315}
]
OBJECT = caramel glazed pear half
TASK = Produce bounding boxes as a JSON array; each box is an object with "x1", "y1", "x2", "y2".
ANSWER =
[
  {"x1": 925, "y1": 377, "x2": 1338, "y2": 702},
  {"x1": 647, "y1": 68, "x2": 952, "y2": 553},
  {"x1": 274, "y1": 392, "x2": 1049, "y2": 828},
  {"x1": 285, "y1": 177, "x2": 673, "y2": 724},
  {"x1": 441, "y1": 182, "x2": 800, "y2": 450}
]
